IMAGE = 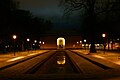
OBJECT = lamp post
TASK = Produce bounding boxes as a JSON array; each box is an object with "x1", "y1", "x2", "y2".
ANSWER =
[
  {"x1": 80, "y1": 41, "x2": 82, "y2": 49},
  {"x1": 43, "y1": 42, "x2": 45, "y2": 49},
  {"x1": 39, "y1": 41, "x2": 41, "y2": 49},
  {"x1": 27, "y1": 38, "x2": 30, "y2": 53},
  {"x1": 102, "y1": 33, "x2": 106, "y2": 54},
  {"x1": 84, "y1": 39, "x2": 87, "y2": 50},
  {"x1": 13, "y1": 35, "x2": 17, "y2": 56},
  {"x1": 77, "y1": 42, "x2": 79, "y2": 49},
  {"x1": 34, "y1": 40, "x2": 37, "y2": 50}
]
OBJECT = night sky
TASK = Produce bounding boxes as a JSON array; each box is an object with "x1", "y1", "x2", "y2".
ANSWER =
[{"x1": 16, "y1": 0, "x2": 81, "y2": 34}]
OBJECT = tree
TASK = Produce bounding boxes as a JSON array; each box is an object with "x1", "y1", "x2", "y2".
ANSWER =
[
  {"x1": 60, "y1": 0, "x2": 120, "y2": 52},
  {"x1": 0, "y1": 0, "x2": 19, "y2": 37},
  {"x1": 0, "y1": 0, "x2": 53, "y2": 52}
]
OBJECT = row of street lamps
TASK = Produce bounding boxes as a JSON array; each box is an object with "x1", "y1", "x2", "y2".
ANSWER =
[
  {"x1": 12, "y1": 35, "x2": 45, "y2": 56},
  {"x1": 12, "y1": 33, "x2": 117, "y2": 55}
]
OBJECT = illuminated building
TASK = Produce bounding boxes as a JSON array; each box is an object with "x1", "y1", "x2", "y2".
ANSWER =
[{"x1": 39, "y1": 35, "x2": 82, "y2": 49}]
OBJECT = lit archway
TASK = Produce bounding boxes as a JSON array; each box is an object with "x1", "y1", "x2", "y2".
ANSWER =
[{"x1": 57, "y1": 37, "x2": 65, "y2": 49}]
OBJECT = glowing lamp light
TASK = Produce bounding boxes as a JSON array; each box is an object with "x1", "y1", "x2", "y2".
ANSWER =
[
  {"x1": 43, "y1": 42, "x2": 45, "y2": 44},
  {"x1": 39, "y1": 41, "x2": 41, "y2": 44},
  {"x1": 27, "y1": 38, "x2": 30, "y2": 42},
  {"x1": 34, "y1": 40, "x2": 37, "y2": 43},
  {"x1": 13, "y1": 35, "x2": 17, "y2": 39},
  {"x1": 102, "y1": 33, "x2": 106, "y2": 38},
  {"x1": 80, "y1": 41, "x2": 82, "y2": 43},
  {"x1": 84, "y1": 39, "x2": 86, "y2": 43}
]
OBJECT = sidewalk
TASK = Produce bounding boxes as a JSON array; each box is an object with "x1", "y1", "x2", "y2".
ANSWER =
[
  {"x1": 75, "y1": 49, "x2": 120, "y2": 66},
  {"x1": 0, "y1": 50, "x2": 49, "y2": 69}
]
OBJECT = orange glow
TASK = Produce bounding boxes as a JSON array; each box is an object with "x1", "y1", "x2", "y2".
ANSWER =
[
  {"x1": 102, "y1": 33, "x2": 106, "y2": 38},
  {"x1": 57, "y1": 37, "x2": 65, "y2": 49},
  {"x1": 13, "y1": 35, "x2": 17, "y2": 39},
  {"x1": 7, "y1": 56, "x2": 24, "y2": 62},
  {"x1": 57, "y1": 56, "x2": 66, "y2": 65}
]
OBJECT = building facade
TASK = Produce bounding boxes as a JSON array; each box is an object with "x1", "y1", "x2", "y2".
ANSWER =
[{"x1": 39, "y1": 35, "x2": 82, "y2": 49}]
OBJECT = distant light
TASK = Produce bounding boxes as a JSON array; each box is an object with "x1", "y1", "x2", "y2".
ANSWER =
[
  {"x1": 33, "y1": 44, "x2": 35, "y2": 45},
  {"x1": 34, "y1": 40, "x2": 37, "y2": 43},
  {"x1": 80, "y1": 41, "x2": 82, "y2": 43},
  {"x1": 110, "y1": 41, "x2": 112, "y2": 43},
  {"x1": 73, "y1": 45, "x2": 75, "y2": 47},
  {"x1": 102, "y1": 33, "x2": 106, "y2": 38},
  {"x1": 27, "y1": 38, "x2": 30, "y2": 42},
  {"x1": 77, "y1": 42, "x2": 79, "y2": 44},
  {"x1": 43, "y1": 42, "x2": 45, "y2": 44},
  {"x1": 39, "y1": 41, "x2": 41, "y2": 44},
  {"x1": 95, "y1": 44, "x2": 100, "y2": 46},
  {"x1": 13, "y1": 35, "x2": 17, "y2": 39},
  {"x1": 117, "y1": 38, "x2": 119, "y2": 41},
  {"x1": 5, "y1": 46, "x2": 7, "y2": 48},
  {"x1": 82, "y1": 44, "x2": 84, "y2": 47},
  {"x1": 84, "y1": 39, "x2": 86, "y2": 42}
]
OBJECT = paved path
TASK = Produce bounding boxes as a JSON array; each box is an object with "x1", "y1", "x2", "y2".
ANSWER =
[
  {"x1": 0, "y1": 50, "x2": 49, "y2": 68},
  {"x1": 75, "y1": 50, "x2": 120, "y2": 66}
]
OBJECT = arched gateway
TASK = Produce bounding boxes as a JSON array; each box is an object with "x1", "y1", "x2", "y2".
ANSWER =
[{"x1": 57, "y1": 37, "x2": 65, "y2": 49}]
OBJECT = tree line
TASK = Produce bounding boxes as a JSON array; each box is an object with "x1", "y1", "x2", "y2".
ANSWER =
[
  {"x1": 0, "y1": 0, "x2": 53, "y2": 52},
  {"x1": 0, "y1": 0, "x2": 53, "y2": 38},
  {"x1": 60, "y1": 0, "x2": 120, "y2": 52}
]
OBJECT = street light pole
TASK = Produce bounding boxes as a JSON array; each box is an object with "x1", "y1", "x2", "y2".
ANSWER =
[
  {"x1": 80, "y1": 41, "x2": 82, "y2": 49},
  {"x1": 13, "y1": 35, "x2": 17, "y2": 56},
  {"x1": 27, "y1": 38, "x2": 30, "y2": 53},
  {"x1": 102, "y1": 33, "x2": 106, "y2": 54},
  {"x1": 43, "y1": 42, "x2": 45, "y2": 49},
  {"x1": 34, "y1": 40, "x2": 37, "y2": 50},
  {"x1": 84, "y1": 39, "x2": 87, "y2": 50}
]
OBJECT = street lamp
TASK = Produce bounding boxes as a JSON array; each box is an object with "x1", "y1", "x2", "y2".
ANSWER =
[
  {"x1": 80, "y1": 41, "x2": 82, "y2": 49},
  {"x1": 102, "y1": 33, "x2": 106, "y2": 54},
  {"x1": 77, "y1": 42, "x2": 79, "y2": 44},
  {"x1": 39, "y1": 41, "x2": 41, "y2": 49},
  {"x1": 27, "y1": 38, "x2": 30, "y2": 42},
  {"x1": 34, "y1": 40, "x2": 37, "y2": 43},
  {"x1": 84, "y1": 39, "x2": 87, "y2": 50},
  {"x1": 34, "y1": 40, "x2": 37, "y2": 50},
  {"x1": 39, "y1": 41, "x2": 41, "y2": 44},
  {"x1": 43, "y1": 42, "x2": 45, "y2": 49},
  {"x1": 77, "y1": 42, "x2": 79, "y2": 49},
  {"x1": 80, "y1": 41, "x2": 82, "y2": 44},
  {"x1": 102, "y1": 33, "x2": 106, "y2": 38},
  {"x1": 13, "y1": 35, "x2": 17, "y2": 56},
  {"x1": 27, "y1": 38, "x2": 30, "y2": 53}
]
